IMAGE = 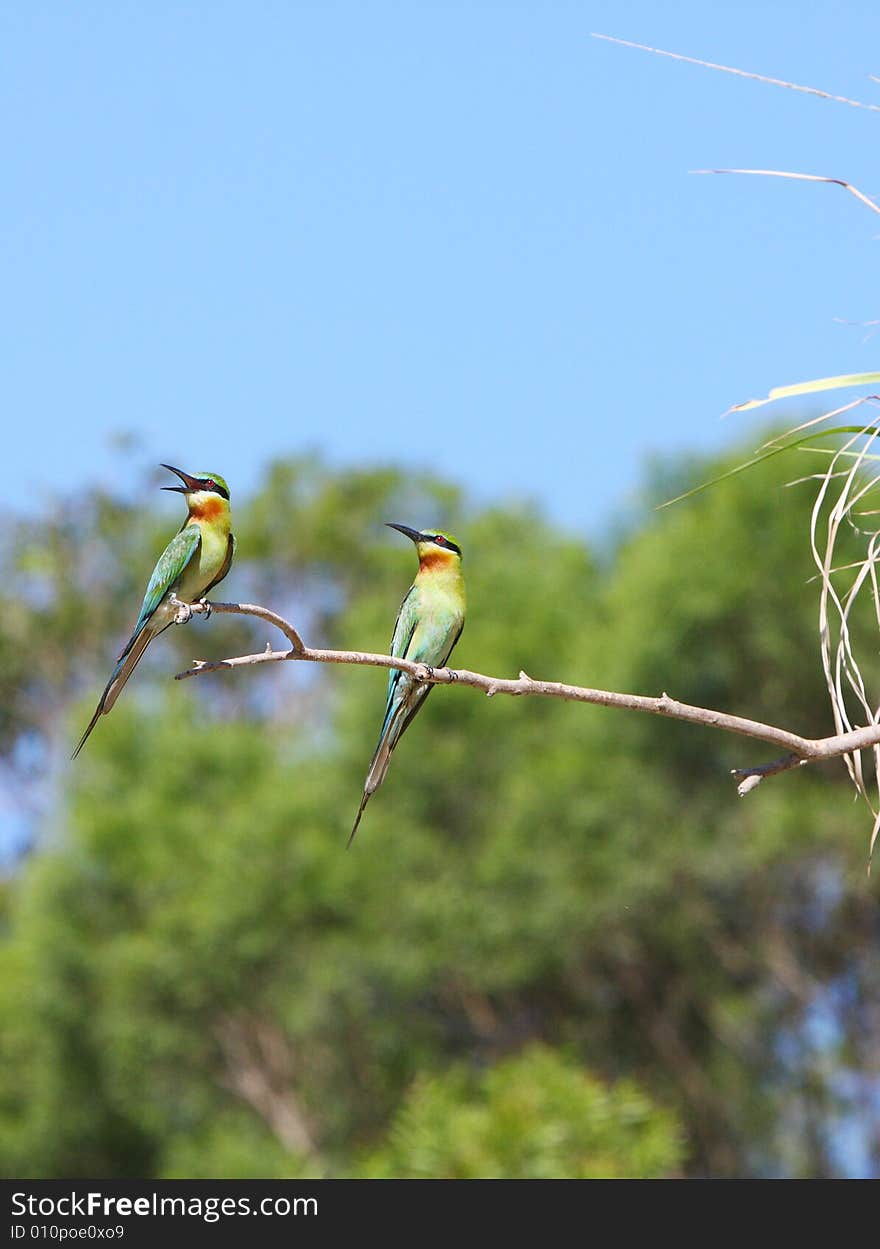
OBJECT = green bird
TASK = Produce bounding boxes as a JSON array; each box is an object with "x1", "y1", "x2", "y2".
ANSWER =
[
  {"x1": 73, "y1": 465, "x2": 235, "y2": 758},
  {"x1": 349, "y1": 523, "x2": 466, "y2": 845}
]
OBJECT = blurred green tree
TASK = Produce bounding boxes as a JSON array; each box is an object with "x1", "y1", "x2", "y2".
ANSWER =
[
  {"x1": 359, "y1": 1045, "x2": 683, "y2": 1178},
  {"x1": 0, "y1": 440, "x2": 877, "y2": 1179}
]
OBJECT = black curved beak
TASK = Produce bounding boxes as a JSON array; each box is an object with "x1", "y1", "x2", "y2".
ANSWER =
[
  {"x1": 160, "y1": 463, "x2": 201, "y2": 494},
  {"x1": 386, "y1": 522, "x2": 424, "y2": 543}
]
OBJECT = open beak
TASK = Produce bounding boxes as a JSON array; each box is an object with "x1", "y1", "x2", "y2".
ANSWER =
[
  {"x1": 386, "y1": 522, "x2": 424, "y2": 543},
  {"x1": 160, "y1": 463, "x2": 202, "y2": 494}
]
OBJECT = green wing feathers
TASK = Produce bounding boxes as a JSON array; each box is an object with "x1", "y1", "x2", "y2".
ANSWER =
[
  {"x1": 72, "y1": 525, "x2": 202, "y2": 759},
  {"x1": 349, "y1": 583, "x2": 464, "y2": 845},
  {"x1": 128, "y1": 525, "x2": 202, "y2": 647}
]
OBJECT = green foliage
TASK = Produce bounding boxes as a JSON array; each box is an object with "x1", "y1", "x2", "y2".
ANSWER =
[
  {"x1": 0, "y1": 442, "x2": 878, "y2": 1179},
  {"x1": 360, "y1": 1045, "x2": 683, "y2": 1178}
]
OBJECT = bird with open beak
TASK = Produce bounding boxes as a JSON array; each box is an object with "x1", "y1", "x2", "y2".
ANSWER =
[{"x1": 73, "y1": 464, "x2": 235, "y2": 757}]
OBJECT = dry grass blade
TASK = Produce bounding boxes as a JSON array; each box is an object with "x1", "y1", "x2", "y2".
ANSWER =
[
  {"x1": 659, "y1": 420, "x2": 874, "y2": 510},
  {"x1": 591, "y1": 33, "x2": 880, "y2": 111},
  {"x1": 594, "y1": 29, "x2": 880, "y2": 851},
  {"x1": 805, "y1": 559, "x2": 875, "y2": 584},
  {"x1": 810, "y1": 440, "x2": 861, "y2": 791},
  {"x1": 809, "y1": 422, "x2": 880, "y2": 816},
  {"x1": 870, "y1": 808, "x2": 880, "y2": 873},
  {"x1": 786, "y1": 469, "x2": 853, "y2": 489},
  {"x1": 759, "y1": 398, "x2": 880, "y2": 447},
  {"x1": 693, "y1": 169, "x2": 880, "y2": 219}
]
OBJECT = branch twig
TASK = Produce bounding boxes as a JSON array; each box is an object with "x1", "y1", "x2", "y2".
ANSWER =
[
  {"x1": 731, "y1": 754, "x2": 809, "y2": 796},
  {"x1": 197, "y1": 600, "x2": 305, "y2": 652},
  {"x1": 176, "y1": 601, "x2": 880, "y2": 795}
]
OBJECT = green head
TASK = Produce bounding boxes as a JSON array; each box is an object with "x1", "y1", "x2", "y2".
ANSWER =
[
  {"x1": 160, "y1": 465, "x2": 230, "y2": 500},
  {"x1": 386, "y1": 523, "x2": 463, "y2": 566}
]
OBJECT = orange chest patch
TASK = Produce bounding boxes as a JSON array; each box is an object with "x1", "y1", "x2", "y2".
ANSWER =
[
  {"x1": 418, "y1": 551, "x2": 457, "y2": 572},
  {"x1": 189, "y1": 496, "x2": 226, "y2": 522}
]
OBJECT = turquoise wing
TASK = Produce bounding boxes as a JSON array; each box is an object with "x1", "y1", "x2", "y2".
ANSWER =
[
  {"x1": 390, "y1": 585, "x2": 419, "y2": 659},
  {"x1": 379, "y1": 586, "x2": 420, "y2": 736},
  {"x1": 392, "y1": 616, "x2": 464, "y2": 742},
  {"x1": 348, "y1": 585, "x2": 463, "y2": 844},
  {"x1": 378, "y1": 586, "x2": 464, "y2": 743},
  {"x1": 120, "y1": 525, "x2": 202, "y2": 659}
]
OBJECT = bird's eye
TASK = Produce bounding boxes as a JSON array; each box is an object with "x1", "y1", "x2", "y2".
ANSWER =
[
  {"x1": 205, "y1": 480, "x2": 216, "y2": 491},
  {"x1": 433, "y1": 535, "x2": 446, "y2": 546}
]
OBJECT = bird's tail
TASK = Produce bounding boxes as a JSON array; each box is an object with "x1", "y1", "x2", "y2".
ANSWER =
[
  {"x1": 347, "y1": 792, "x2": 371, "y2": 849},
  {"x1": 72, "y1": 626, "x2": 156, "y2": 759},
  {"x1": 347, "y1": 710, "x2": 404, "y2": 847}
]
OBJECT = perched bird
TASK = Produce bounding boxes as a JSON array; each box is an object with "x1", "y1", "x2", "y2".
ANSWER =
[
  {"x1": 73, "y1": 465, "x2": 235, "y2": 758},
  {"x1": 349, "y1": 523, "x2": 466, "y2": 845}
]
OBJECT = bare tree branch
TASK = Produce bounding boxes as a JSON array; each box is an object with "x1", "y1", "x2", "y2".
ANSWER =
[
  {"x1": 215, "y1": 1013, "x2": 317, "y2": 1158},
  {"x1": 198, "y1": 599, "x2": 305, "y2": 651},
  {"x1": 173, "y1": 600, "x2": 880, "y2": 795}
]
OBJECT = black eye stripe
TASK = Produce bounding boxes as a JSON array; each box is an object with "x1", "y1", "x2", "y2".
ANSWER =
[
  {"x1": 428, "y1": 535, "x2": 461, "y2": 556},
  {"x1": 199, "y1": 479, "x2": 229, "y2": 500}
]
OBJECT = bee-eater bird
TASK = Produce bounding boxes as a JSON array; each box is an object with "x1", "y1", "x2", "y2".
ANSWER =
[
  {"x1": 349, "y1": 524, "x2": 466, "y2": 845},
  {"x1": 72, "y1": 465, "x2": 235, "y2": 758}
]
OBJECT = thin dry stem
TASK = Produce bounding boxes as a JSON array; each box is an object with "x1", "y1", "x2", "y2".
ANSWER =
[
  {"x1": 591, "y1": 33, "x2": 880, "y2": 113},
  {"x1": 805, "y1": 419, "x2": 880, "y2": 857},
  {"x1": 692, "y1": 170, "x2": 880, "y2": 218}
]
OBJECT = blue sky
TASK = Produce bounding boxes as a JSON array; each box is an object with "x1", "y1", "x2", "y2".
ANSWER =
[{"x1": 2, "y1": 1, "x2": 879, "y2": 534}]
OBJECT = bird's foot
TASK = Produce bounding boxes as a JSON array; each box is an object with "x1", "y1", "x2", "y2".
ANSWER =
[
  {"x1": 415, "y1": 664, "x2": 435, "y2": 683},
  {"x1": 169, "y1": 595, "x2": 193, "y2": 625},
  {"x1": 197, "y1": 597, "x2": 213, "y2": 621}
]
